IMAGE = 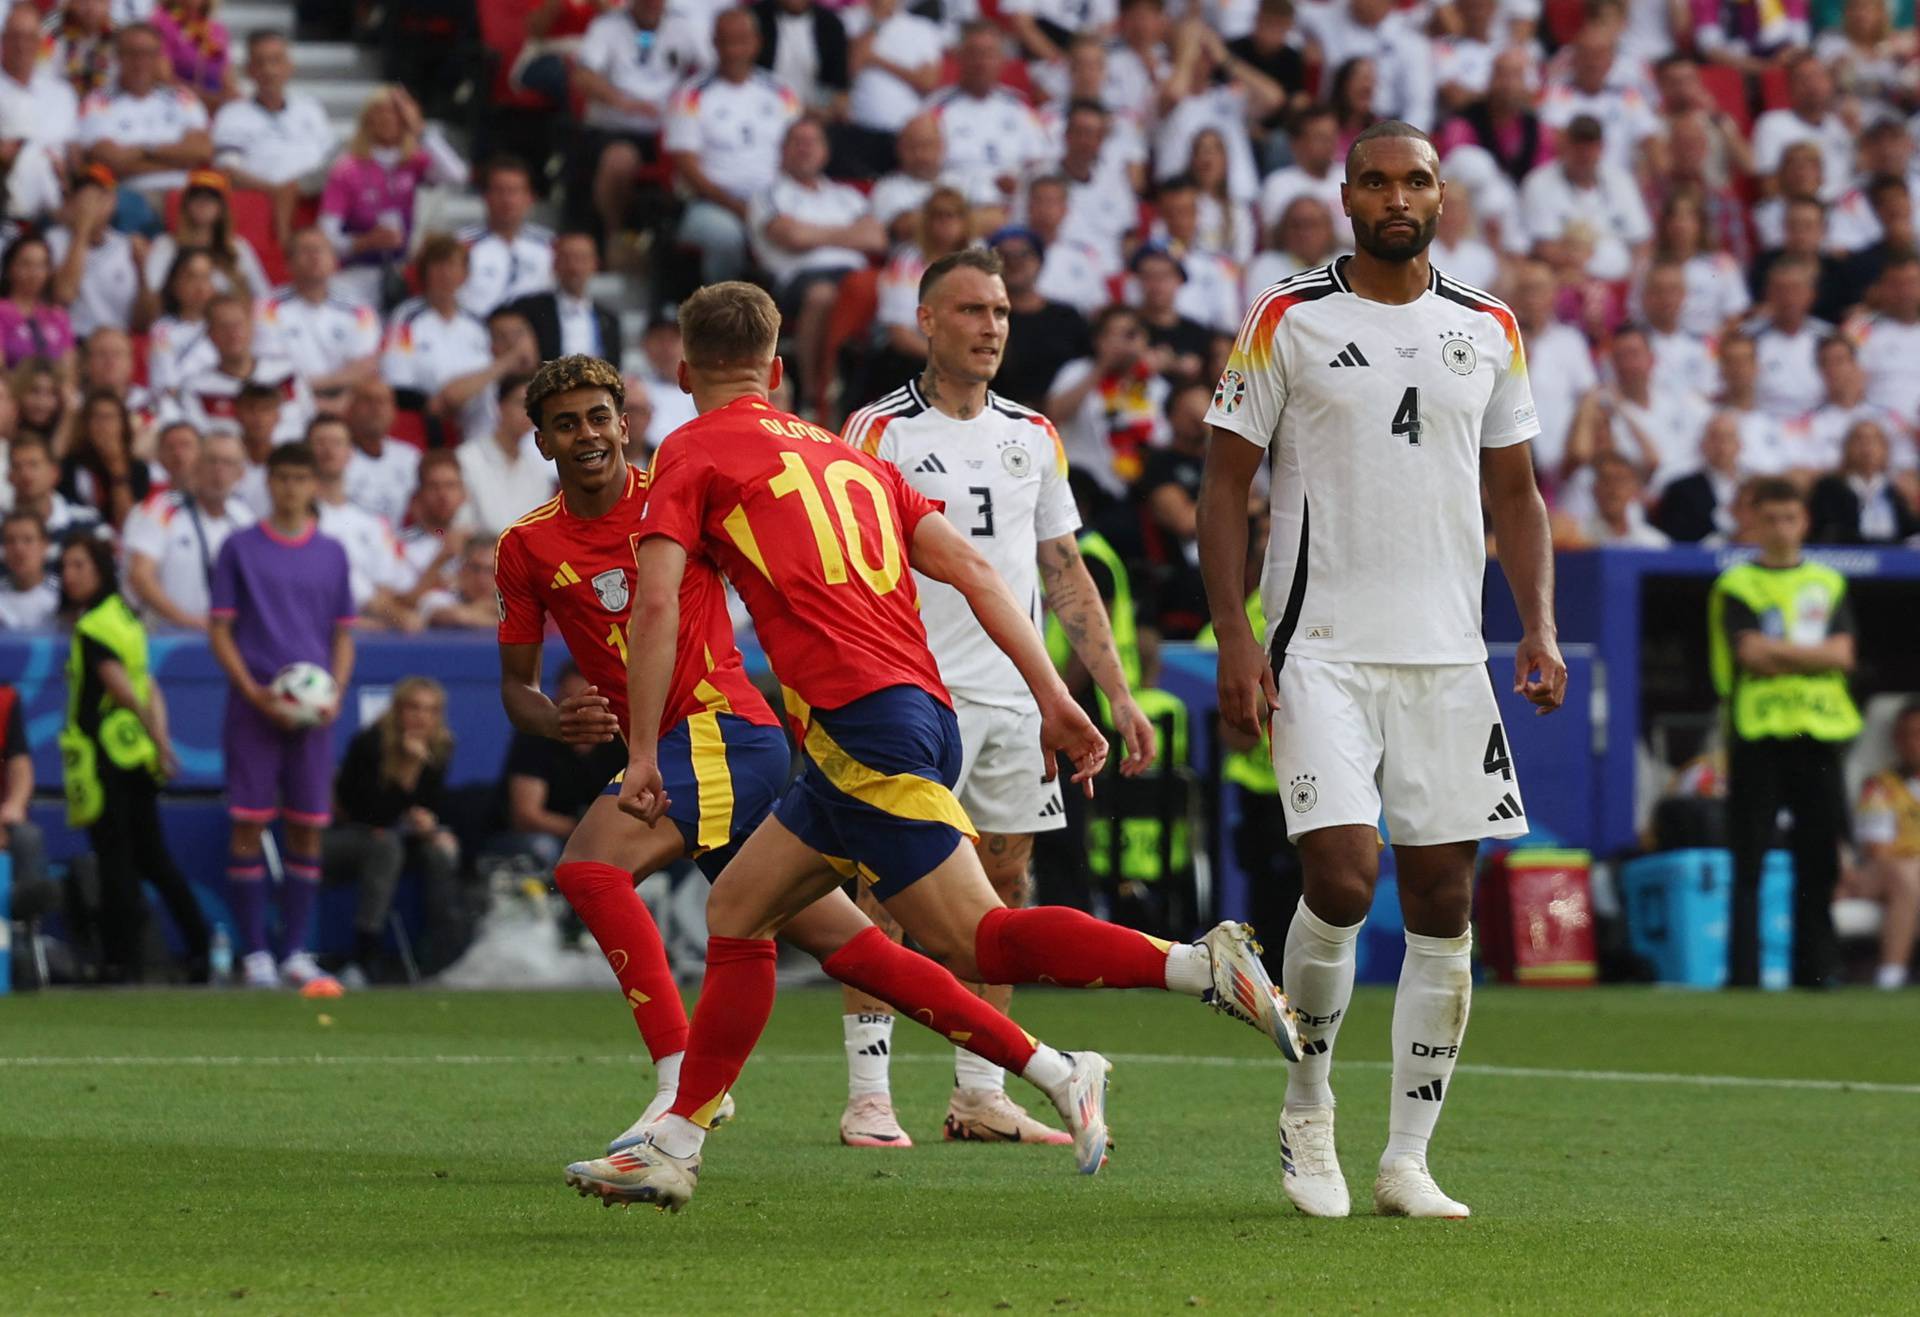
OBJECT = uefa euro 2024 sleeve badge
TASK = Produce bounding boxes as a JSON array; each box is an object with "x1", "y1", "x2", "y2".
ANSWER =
[{"x1": 1214, "y1": 367, "x2": 1246, "y2": 414}]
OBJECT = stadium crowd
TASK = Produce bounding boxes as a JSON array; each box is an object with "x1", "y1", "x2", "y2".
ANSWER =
[{"x1": 0, "y1": 0, "x2": 1916, "y2": 986}]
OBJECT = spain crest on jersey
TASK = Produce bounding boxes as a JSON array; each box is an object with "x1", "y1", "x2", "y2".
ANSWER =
[{"x1": 591, "y1": 568, "x2": 630, "y2": 612}]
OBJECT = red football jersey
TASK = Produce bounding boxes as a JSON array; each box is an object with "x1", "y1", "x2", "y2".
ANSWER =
[
  {"x1": 495, "y1": 462, "x2": 775, "y2": 737},
  {"x1": 640, "y1": 396, "x2": 951, "y2": 716}
]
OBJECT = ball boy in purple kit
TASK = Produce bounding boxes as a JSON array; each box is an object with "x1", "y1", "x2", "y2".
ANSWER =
[{"x1": 207, "y1": 439, "x2": 357, "y2": 990}]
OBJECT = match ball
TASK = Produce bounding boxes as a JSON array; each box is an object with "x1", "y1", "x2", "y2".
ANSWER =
[{"x1": 268, "y1": 662, "x2": 338, "y2": 729}]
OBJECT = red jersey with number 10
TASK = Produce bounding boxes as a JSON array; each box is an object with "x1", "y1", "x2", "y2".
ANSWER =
[
  {"x1": 494, "y1": 462, "x2": 776, "y2": 737},
  {"x1": 640, "y1": 396, "x2": 951, "y2": 716}
]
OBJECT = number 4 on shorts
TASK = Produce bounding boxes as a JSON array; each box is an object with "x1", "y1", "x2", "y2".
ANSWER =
[{"x1": 1483, "y1": 724, "x2": 1512, "y2": 781}]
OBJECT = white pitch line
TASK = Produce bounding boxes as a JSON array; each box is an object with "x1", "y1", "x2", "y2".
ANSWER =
[{"x1": 1, "y1": 1051, "x2": 1916, "y2": 1095}]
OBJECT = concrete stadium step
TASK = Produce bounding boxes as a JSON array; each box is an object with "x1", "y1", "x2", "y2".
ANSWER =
[
  {"x1": 291, "y1": 42, "x2": 383, "y2": 80},
  {"x1": 221, "y1": 1, "x2": 296, "y2": 40}
]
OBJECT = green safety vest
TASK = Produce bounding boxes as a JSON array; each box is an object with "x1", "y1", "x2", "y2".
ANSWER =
[
  {"x1": 62, "y1": 594, "x2": 160, "y2": 827},
  {"x1": 1708, "y1": 560, "x2": 1861, "y2": 744},
  {"x1": 1045, "y1": 530, "x2": 1141, "y2": 714},
  {"x1": 1196, "y1": 593, "x2": 1278, "y2": 796},
  {"x1": 1087, "y1": 685, "x2": 1191, "y2": 881}
]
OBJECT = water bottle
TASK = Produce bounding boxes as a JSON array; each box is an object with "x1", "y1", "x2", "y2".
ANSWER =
[{"x1": 209, "y1": 924, "x2": 233, "y2": 986}]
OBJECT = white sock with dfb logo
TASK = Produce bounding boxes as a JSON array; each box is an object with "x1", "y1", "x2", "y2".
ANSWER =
[
  {"x1": 1384, "y1": 928, "x2": 1473, "y2": 1168},
  {"x1": 844, "y1": 1013, "x2": 894, "y2": 1099},
  {"x1": 1282, "y1": 897, "x2": 1361, "y2": 1112}
]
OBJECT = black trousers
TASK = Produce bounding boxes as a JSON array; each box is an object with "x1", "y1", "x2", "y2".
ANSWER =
[
  {"x1": 1726, "y1": 735, "x2": 1848, "y2": 987},
  {"x1": 88, "y1": 767, "x2": 210, "y2": 982}
]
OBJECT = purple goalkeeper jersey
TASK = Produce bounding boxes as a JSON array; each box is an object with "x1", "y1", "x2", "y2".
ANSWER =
[{"x1": 209, "y1": 520, "x2": 355, "y2": 683}]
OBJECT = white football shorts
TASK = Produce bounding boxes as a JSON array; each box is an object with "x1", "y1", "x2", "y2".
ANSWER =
[
  {"x1": 953, "y1": 696, "x2": 1067, "y2": 835},
  {"x1": 1268, "y1": 656, "x2": 1528, "y2": 846}
]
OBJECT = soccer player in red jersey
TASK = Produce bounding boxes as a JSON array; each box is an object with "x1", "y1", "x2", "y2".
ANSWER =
[
  {"x1": 559, "y1": 284, "x2": 1304, "y2": 1212},
  {"x1": 498, "y1": 355, "x2": 1108, "y2": 1157}
]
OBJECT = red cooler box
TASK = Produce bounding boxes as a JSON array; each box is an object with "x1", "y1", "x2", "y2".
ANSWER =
[{"x1": 1477, "y1": 849, "x2": 1597, "y2": 986}]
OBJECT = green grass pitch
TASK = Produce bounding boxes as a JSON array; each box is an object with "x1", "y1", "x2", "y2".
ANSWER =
[{"x1": 3, "y1": 984, "x2": 1916, "y2": 1314}]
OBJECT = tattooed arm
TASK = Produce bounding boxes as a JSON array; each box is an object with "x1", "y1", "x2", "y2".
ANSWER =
[{"x1": 1037, "y1": 534, "x2": 1157, "y2": 775}]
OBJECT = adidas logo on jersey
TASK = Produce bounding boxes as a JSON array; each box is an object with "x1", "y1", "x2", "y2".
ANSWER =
[
  {"x1": 1038, "y1": 797, "x2": 1064, "y2": 819},
  {"x1": 1405, "y1": 1079, "x2": 1445, "y2": 1102},
  {"x1": 915, "y1": 454, "x2": 948, "y2": 474},
  {"x1": 1486, "y1": 792, "x2": 1524, "y2": 823},
  {"x1": 550, "y1": 562, "x2": 581, "y2": 589},
  {"x1": 1327, "y1": 342, "x2": 1370, "y2": 368}
]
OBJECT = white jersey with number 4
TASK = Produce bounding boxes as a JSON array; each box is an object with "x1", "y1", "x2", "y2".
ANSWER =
[
  {"x1": 843, "y1": 381, "x2": 1080, "y2": 710},
  {"x1": 1205, "y1": 258, "x2": 1541, "y2": 666}
]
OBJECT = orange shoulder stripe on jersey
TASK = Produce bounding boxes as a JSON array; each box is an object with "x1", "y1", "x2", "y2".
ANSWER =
[{"x1": 505, "y1": 494, "x2": 564, "y2": 531}]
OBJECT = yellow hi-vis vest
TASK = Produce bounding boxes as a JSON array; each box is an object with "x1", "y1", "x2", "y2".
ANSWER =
[
  {"x1": 1707, "y1": 560, "x2": 1861, "y2": 743},
  {"x1": 1196, "y1": 593, "x2": 1278, "y2": 796},
  {"x1": 1087, "y1": 685, "x2": 1191, "y2": 881},
  {"x1": 62, "y1": 594, "x2": 160, "y2": 826}
]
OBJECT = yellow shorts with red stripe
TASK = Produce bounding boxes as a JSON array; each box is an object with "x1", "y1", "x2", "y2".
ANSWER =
[{"x1": 772, "y1": 686, "x2": 977, "y2": 899}]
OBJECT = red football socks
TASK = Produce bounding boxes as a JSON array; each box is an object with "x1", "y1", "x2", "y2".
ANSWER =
[
  {"x1": 668, "y1": 936, "x2": 779, "y2": 1127},
  {"x1": 553, "y1": 861, "x2": 688, "y2": 1060},
  {"x1": 822, "y1": 927, "x2": 1038, "y2": 1074},
  {"x1": 973, "y1": 905, "x2": 1172, "y2": 989}
]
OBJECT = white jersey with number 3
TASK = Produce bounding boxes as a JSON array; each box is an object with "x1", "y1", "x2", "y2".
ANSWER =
[
  {"x1": 843, "y1": 381, "x2": 1080, "y2": 710},
  {"x1": 1204, "y1": 258, "x2": 1541, "y2": 666}
]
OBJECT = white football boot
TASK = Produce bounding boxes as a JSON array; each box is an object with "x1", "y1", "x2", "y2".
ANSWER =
[
  {"x1": 607, "y1": 1092, "x2": 735, "y2": 1155},
  {"x1": 278, "y1": 952, "x2": 335, "y2": 990},
  {"x1": 1374, "y1": 1156, "x2": 1471, "y2": 1219},
  {"x1": 943, "y1": 1088, "x2": 1074, "y2": 1145},
  {"x1": 1042, "y1": 1050, "x2": 1112, "y2": 1175},
  {"x1": 839, "y1": 1092, "x2": 913, "y2": 1148},
  {"x1": 240, "y1": 950, "x2": 279, "y2": 989},
  {"x1": 565, "y1": 1136, "x2": 700, "y2": 1212},
  {"x1": 1198, "y1": 922, "x2": 1305, "y2": 1061},
  {"x1": 1277, "y1": 1105, "x2": 1351, "y2": 1217}
]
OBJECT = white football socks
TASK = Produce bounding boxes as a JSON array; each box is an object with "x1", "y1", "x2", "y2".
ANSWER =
[
  {"x1": 1282, "y1": 897, "x2": 1361, "y2": 1112},
  {"x1": 1164, "y1": 941, "x2": 1213, "y2": 995},
  {"x1": 649, "y1": 1114, "x2": 704, "y2": 1159},
  {"x1": 1021, "y1": 1044, "x2": 1073, "y2": 1095},
  {"x1": 653, "y1": 1050, "x2": 684, "y2": 1103},
  {"x1": 953, "y1": 1046, "x2": 1006, "y2": 1093},
  {"x1": 1384, "y1": 927, "x2": 1473, "y2": 1169},
  {"x1": 843, "y1": 1012, "x2": 894, "y2": 1099}
]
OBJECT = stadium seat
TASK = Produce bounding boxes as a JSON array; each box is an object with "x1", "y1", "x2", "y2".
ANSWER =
[
  {"x1": 1758, "y1": 65, "x2": 1792, "y2": 112},
  {"x1": 821, "y1": 266, "x2": 880, "y2": 422},
  {"x1": 1542, "y1": 0, "x2": 1587, "y2": 48},
  {"x1": 477, "y1": 0, "x2": 558, "y2": 111},
  {"x1": 1697, "y1": 65, "x2": 1754, "y2": 138},
  {"x1": 390, "y1": 408, "x2": 432, "y2": 451}
]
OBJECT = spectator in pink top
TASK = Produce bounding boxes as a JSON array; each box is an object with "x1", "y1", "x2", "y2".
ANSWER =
[
  {"x1": 152, "y1": 0, "x2": 233, "y2": 106},
  {"x1": 318, "y1": 86, "x2": 470, "y2": 310},
  {"x1": 0, "y1": 237, "x2": 77, "y2": 376}
]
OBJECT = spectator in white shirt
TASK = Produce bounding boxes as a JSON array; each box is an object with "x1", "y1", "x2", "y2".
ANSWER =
[
  {"x1": 1153, "y1": 22, "x2": 1272, "y2": 204},
  {"x1": 307, "y1": 413, "x2": 417, "y2": 629},
  {"x1": 1801, "y1": 333, "x2": 1914, "y2": 475},
  {"x1": 1639, "y1": 258, "x2": 1718, "y2": 404},
  {"x1": 573, "y1": 0, "x2": 712, "y2": 244},
  {"x1": 46, "y1": 168, "x2": 156, "y2": 339},
  {"x1": 503, "y1": 233, "x2": 619, "y2": 365},
  {"x1": 7, "y1": 435, "x2": 103, "y2": 562},
  {"x1": 1294, "y1": 0, "x2": 1436, "y2": 130},
  {"x1": 1004, "y1": 0, "x2": 1117, "y2": 64},
  {"x1": 868, "y1": 113, "x2": 1003, "y2": 245},
  {"x1": 632, "y1": 315, "x2": 697, "y2": 450},
  {"x1": 1434, "y1": 0, "x2": 1504, "y2": 115},
  {"x1": 1649, "y1": 191, "x2": 1750, "y2": 338},
  {"x1": 76, "y1": 23, "x2": 213, "y2": 197},
  {"x1": 1045, "y1": 304, "x2": 1170, "y2": 501},
  {"x1": 174, "y1": 294, "x2": 314, "y2": 446},
  {"x1": 1567, "y1": 452, "x2": 1670, "y2": 547},
  {"x1": 342, "y1": 377, "x2": 421, "y2": 528},
  {"x1": 1258, "y1": 104, "x2": 1347, "y2": 238},
  {"x1": 1245, "y1": 194, "x2": 1339, "y2": 291},
  {"x1": 1150, "y1": 175, "x2": 1242, "y2": 334},
  {"x1": 1520, "y1": 114, "x2": 1653, "y2": 281},
  {"x1": 1852, "y1": 253, "x2": 1920, "y2": 426},
  {"x1": 146, "y1": 247, "x2": 220, "y2": 401},
  {"x1": 665, "y1": 10, "x2": 803, "y2": 285},
  {"x1": 1715, "y1": 333, "x2": 1801, "y2": 475},
  {"x1": 457, "y1": 372, "x2": 556, "y2": 535},
  {"x1": 1051, "y1": 100, "x2": 1139, "y2": 261},
  {"x1": 1601, "y1": 322, "x2": 1712, "y2": 492},
  {"x1": 122, "y1": 429, "x2": 256, "y2": 630},
  {"x1": 927, "y1": 23, "x2": 1052, "y2": 197},
  {"x1": 392, "y1": 449, "x2": 471, "y2": 604},
  {"x1": 457, "y1": 157, "x2": 554, "y2": 318},
  {"x1": 1751, "y1": 51, "x2": 1855, "y2": 202},
  {"x1": 1750, "y1": 142, "x2": 1828, "y2": 250},
  {"x1": 0, "y1": 509, "x2": 58, "y2": 629},
  {"x1": 1743, "y1": 255, "x2": 1832, "y2": 419},
  {"x1": 1538, "y1": 18, "x2": 1661, "y2": 181},
  {"x1": 0, "y1": 5, "x2": 77, "y2": 221},
  {"x1": 258, "y1": 228, "x2": 383, "y2": 409},
  {"x1": 842, "y1": 0, "x2": 945, "y2": 174},
  {"x1": 1653, "y1": 411, "x2": 1747, "y2": 542},
  {"x1": 459, "y1": 306, "x2": 544, "y2": 442},
  {"x1": 381, "y1": 234, "x2": 494, "y2": 434},
  {"x1": 750, "y1": 115, "x2": 885, "y2": 410},
  {"x1": 1509, "y1": 259, "x2": 1599, "y2": 488},
  {"x1": 210, "y1": 30, "x2": 336, "y2": 248},
  {"x1": 1026, "y1": 174, "x2": 1118, "y2": 316},
  {"x1": 229, "y1": 383, "x2": 283, "y2": 517}
]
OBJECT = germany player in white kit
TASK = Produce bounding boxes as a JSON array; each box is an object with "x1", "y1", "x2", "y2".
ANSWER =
[
  {"x1": 1198, "y1": 122, "x2": 1567, "y2": 1219},
  {"x1": 836, "y1": 249, "x2": 1157, "y2": 1148}
]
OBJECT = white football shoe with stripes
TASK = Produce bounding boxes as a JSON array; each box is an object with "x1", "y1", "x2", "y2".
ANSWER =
[
  {"x1": 1278, "y1": 1105, "x2": 1351, "y2": 1217},
  {"x1": 1198, "y1": 922, "x2": 1306, "y2": 1061}
]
